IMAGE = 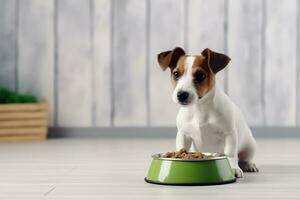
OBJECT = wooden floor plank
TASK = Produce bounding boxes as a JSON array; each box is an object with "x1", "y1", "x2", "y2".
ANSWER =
[{"x1": 0, "y1": 138, "x2": 298, "y2": 199}]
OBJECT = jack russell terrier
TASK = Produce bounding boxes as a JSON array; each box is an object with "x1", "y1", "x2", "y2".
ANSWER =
[{"x1": 157, "y1": 47, "x2": 258, "y2": 178}]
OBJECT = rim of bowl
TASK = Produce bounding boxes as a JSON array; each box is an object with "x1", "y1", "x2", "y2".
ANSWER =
[{"x1": 152, "y1": 152, "x2": 227, "y2": 162}]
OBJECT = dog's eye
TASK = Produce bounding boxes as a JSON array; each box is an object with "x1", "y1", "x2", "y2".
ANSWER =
[
  {"x1": 194, "y1": 72, "x2": 206, "y2": 82},
  {"x1": 173, "y1": 71, "x2": 180, "y2": 80}
]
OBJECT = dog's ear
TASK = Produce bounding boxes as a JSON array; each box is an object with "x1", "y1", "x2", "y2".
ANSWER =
[
  {"x1": 157, "y1": 47, "x2": 185, "y2": 71},
  {"x1": 201, "y1": 48, "x2": 231, "y2": 74}
]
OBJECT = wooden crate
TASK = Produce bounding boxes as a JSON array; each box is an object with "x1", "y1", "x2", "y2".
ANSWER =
[{"x1": 0, "y1": 100, "x2": 48, "y2": 142}]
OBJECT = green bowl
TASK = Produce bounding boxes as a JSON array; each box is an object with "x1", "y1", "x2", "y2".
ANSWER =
[{"x1": 145, "y1": 153, "x2": 236, "y2": 186}]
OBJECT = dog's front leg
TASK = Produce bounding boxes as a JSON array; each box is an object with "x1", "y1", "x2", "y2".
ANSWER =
[
  {"x1": 224, "y1": 132, "x2": 243, "y2": 178},
  {"x1": 176, "y1": 131, "x2": 192, "y2": 151}
]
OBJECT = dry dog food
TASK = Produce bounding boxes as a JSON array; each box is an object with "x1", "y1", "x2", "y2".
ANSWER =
[{"x1": 162, "y1": 148, "x2": 206, "y2": 160}]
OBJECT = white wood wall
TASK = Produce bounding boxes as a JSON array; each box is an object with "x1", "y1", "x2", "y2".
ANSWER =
[{"x1": 0, "y1": 0, "x2": 299, "y2": 127}]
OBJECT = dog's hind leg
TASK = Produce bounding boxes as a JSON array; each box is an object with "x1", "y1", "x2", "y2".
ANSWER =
[
  {"x1": 239, "y1": 161, "x2": 258, "y2": 172},
  {"x1": 238, "y1": 132, "x2": 259, "y2": 172}
]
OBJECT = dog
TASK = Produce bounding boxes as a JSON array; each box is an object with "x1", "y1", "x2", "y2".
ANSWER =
[{"x1": 157, "y1": 47, "x2": 258, "y2": 178}]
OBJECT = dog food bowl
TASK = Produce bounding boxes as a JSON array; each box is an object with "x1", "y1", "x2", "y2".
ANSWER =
[{"x1": 145, "y1": 152, "x2": 236, "y2": 185}]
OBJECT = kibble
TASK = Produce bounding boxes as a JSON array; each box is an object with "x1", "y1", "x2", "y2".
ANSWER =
[{"x1": 162, "y1": 148, "x2": 207, "y2": 160}]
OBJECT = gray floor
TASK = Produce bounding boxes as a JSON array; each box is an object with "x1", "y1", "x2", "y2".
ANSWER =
[{"x1": 0, "y1": 137, "x2": 299, "y2": 199}]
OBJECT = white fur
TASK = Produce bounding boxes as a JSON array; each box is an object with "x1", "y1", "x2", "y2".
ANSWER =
[{"x1": 173, "y1": 56, "x2": 257, "y2": 178}]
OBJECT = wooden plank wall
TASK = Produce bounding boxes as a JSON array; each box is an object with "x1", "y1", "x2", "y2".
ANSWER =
[
  {"x1": 149, "y1": 0, "x2": 185, "y2": 126},
  {"x1": 0, "y1": 0, "x2": 16, "y2": 90},
  {"x1": 264, "y1": 0, "x2": 297, "y2": 126},
  {"x1": 18, "y1": 1, "x2": 55, "y2": 125},
  {"x1": 227, "y1": 0, "x2": 264, "y2": 126},
  {"x1": 112, "y1": 0, "x2": 147, "y2": 126},
  {"x1": 0, "y1": 0, "x2": 299, "y2": 127},
  {"x1": 56, "y1": 0, "x2": 92, "y2": 126}
]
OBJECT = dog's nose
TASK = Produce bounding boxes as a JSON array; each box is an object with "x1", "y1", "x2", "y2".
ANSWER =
[{"x1": 177, "y1": 91, "x2": 189, "y2": 102}]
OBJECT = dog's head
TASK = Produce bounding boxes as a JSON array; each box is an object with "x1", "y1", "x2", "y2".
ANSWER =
[{"x1": 157, "y1": 47, "x2": 230, "y2": 106}]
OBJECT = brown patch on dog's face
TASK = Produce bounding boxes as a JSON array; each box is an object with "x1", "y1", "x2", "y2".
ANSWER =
[
  {"x1": 192, "y1": 56, "x2": 215, "y2": 98},
  {"x1": 169, "y1": 55, "x2": 215, "y2": 98},
  {"x1": 170, "y1": 56, "x2": 186, "y2": 88},
  {"x1": 159, "y1": 47, "x2": 230, "y2": 106}
]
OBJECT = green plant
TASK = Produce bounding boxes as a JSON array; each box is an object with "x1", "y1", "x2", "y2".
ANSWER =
[{"x1": 0, "y1": 87, "x2": 38, "y2": 104}]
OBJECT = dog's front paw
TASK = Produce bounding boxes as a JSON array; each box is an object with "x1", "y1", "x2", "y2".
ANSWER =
[{"x1": 234, "y1": 167, "x2": 244, "y2": 178}]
